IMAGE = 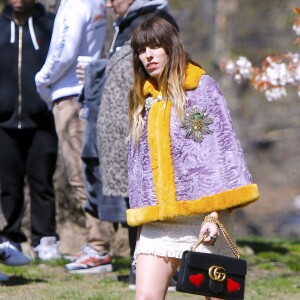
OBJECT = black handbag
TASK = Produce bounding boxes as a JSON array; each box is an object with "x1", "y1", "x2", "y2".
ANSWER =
[{"x1": 176, "y1": 218, "x2": 247, "y2": 300}]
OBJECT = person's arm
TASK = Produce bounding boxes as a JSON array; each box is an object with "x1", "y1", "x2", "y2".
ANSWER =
[{"x1": 35, "y1": 2, "x2": 87, "y2": 103}]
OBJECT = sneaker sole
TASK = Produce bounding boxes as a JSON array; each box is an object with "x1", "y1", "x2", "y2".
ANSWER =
[
  {"x1": 67, "y1": 264, "x2": 113, "y2": 274},
  {"x1": 38, "y1": 256, "x2": 62, "y2": 261}
]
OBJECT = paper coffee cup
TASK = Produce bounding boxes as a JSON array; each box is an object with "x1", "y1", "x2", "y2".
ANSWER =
[
  {"x1": 77, "y1": 56, "x2": 93, "y2": 67},
  {"x1": 77, "y1": 56, "x2": 93, "y2": 84}
]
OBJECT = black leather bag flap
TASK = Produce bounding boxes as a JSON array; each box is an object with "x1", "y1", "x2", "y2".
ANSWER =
[{"x1": 185, "y1": 251, "x2": 247, "y2": 277}]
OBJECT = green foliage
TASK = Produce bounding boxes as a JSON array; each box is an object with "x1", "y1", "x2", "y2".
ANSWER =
[
  {"x1": 238, "y1": 237, "x2": 300, "y2": 271},
  {"x1": 247, "y1": 275, "x2": 300, "y2": 300}
]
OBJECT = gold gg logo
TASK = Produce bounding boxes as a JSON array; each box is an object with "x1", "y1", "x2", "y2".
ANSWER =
[{"x1": 208, "y1": 266, "x2": 226, "y2": 282}]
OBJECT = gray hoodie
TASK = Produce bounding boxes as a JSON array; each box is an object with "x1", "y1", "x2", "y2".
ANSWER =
[{"x1": 109, "y1": 0, "x2": 169, "y2": 54}]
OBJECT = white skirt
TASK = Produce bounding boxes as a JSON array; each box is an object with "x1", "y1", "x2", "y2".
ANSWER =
[{"x1": 134, "y1": 211, "x2": 236, "y2": 263}]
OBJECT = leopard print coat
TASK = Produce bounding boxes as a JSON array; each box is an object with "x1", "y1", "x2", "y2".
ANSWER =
[{"x1": 96, "y1": 42, "x2": 133, "y2": 197}]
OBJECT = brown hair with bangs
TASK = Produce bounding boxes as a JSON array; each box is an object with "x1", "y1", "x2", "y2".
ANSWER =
[{"x1": 129, "y1": 16, "x2": 196, "y2": 143}]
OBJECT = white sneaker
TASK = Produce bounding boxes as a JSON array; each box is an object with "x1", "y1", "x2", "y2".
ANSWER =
[
  {"x1": 0, "y1": 241, "x2": 31, "y2": 266},
  {"x1": 32, "y1": 236, "x2": 61, "y2": 260},
  {"x1": 64, "y1": 248, "x2": 113, "y2": 274},
  {"x1": 63, "y1": 244, "x2": 91, "y2": 262}
]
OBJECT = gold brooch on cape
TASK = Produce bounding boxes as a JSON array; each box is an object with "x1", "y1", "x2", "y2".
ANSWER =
[{"x1": 182, "y1": 107, "x2": 213, "y2": 143}]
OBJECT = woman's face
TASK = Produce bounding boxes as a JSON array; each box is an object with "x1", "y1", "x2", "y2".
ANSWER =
[
  {"x1": 106, "y1": 0, "x2": 134, "y2": 18},
  {"x1": 138, "y1": 46, "x2": 168, "y2": 79}
]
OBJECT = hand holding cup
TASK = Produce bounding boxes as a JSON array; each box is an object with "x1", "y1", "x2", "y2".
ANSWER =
[{"x1": 76, "y1": 56, "x2": 93, "y2": 84}]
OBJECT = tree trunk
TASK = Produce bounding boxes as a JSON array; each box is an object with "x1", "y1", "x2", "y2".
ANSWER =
[{"x1": 214, "y1": 0, "x2": 238, "y2": 61}]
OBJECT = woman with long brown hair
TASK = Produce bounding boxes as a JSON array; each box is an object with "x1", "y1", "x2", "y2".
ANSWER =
[{"x1": 127, "y1": 16, "x2": 259, "y2": 299}]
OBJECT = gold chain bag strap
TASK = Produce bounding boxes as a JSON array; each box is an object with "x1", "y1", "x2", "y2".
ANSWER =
[
  {"x1": 191, "y1": 216, "x2": 240, "y2": 258},
  {"x1": 176, "y1": 216, "x2": 247, "y2": 300}
]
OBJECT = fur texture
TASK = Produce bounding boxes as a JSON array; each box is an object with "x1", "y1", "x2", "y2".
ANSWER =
[{"x1": 127, "y1": 63, "x2": 259, "y2": 227}]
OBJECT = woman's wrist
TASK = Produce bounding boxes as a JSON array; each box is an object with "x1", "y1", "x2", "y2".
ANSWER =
[{"x1": 209, "y1": 211, "x2": 219, "y2": 219}]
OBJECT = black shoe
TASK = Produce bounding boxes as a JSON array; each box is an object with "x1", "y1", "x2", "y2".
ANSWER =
[
  {"x1": 167, "y1": 271, "x2": 177, "y2": 292},
  {"x1": 128, "y1": 268, "x2": 136, "y2": 290}
]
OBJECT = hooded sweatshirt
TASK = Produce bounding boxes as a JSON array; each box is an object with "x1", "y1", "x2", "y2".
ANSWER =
[
  {"x1": 35, "y1": 0, "x2": 106, "y2": 106},
  {"x1": 0, "y1": 3, "x2": 55, "y2": 129}
]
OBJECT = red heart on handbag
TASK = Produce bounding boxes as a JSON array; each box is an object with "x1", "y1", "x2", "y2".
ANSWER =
[
  {"x1": 189, "y1": 273, "x2": 204, "y2": 287},
  {"x1": 227, "y1": 278, "x2": 241, "y2": 293}
]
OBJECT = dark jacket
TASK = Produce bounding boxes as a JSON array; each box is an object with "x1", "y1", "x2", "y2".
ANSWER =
[
  {"x1": 82, "y1": 58, "x2": 108, "y2": 158},
  {"x1": 81, "y1": 58, "x2": 127, "y2": 223},
  {"x1": 0, "y1": 3, "x2": 55, "y2": 129}
]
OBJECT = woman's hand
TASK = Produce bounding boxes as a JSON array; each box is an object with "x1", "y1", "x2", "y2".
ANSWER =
[
  {"x1": 199, "y1": 222, "x2": 219, "y2": 245},
  {"x1": 199, "y1": 212, "x2": 220, "y2": 246}
]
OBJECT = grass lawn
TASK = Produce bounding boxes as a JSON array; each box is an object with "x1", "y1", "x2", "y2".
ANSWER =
[{"x1": 1, "y1": 237, "x2": 300, "y2": 299}]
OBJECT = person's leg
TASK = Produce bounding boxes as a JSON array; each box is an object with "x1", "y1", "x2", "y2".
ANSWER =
[
  {"x1": 65, "y1": 158, "x2": 113, "y2": 269},
  {"x1": 135, "y1": 254, "x2": 180, "y2": 300},
  {"x1": 125, "y1": 198, "x2": 138, "y2": 260},
  {"x1": 82, "y1": 157, "x2": 111, "y2": 252},
  {"x1": 0, "y1": 129, "x2": 31, "y2": 266},
  {"x1": 0, "y1": 128, "x2": 27, "y2": 243},
  {"x1": 82, "y1": 158, "x2": 100, "y2": 219},
  {"x1": 52, "y1": 99, "x2": 87, "y2": 207},
  {"x1": 26, "y1": 128, "x2": 58, "y2": 247},
  {"x1": 128, "y1": 226, "x2": 138, "y2": 259},
  {"x1": 52, "y1": 98, "x2": 110, "y2": 253}
]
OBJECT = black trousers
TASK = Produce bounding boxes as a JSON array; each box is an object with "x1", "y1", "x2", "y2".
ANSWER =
[{"x1": 0, "y1": 127, "x2": 58, "y2": 247}]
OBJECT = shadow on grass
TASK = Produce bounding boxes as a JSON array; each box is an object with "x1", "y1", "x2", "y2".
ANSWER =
[
  {"x1": 1, "y1": 275, "x2": 47, "y2": 286},
  {"x1": 111, "y1": 256, "x2": 132, "y2": 284},
  {"x1": 31, "y1": 258, "x2": 70, "y2": 266},
  {"x1": 112, "y1": 256, "x2": 131, "y2": 271},
  {"x1": 237, "y1": 238, "x2": 289, "y2": 254}
]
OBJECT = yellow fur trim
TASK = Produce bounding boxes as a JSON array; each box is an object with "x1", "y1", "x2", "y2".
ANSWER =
[
  {"x1": 143, "y1": 63, "x2": 205, "y2": 97},
  {"x1": 127, "y1": 184, "x2": 259, "y2": 227},
  {"x1": 147, "y1": 100, "x2": 177, "y2": 218},
  {"x1": 144, "y1": 63, "x2": 206, "y2": 222},
  {"x1": 184, "y1": 63, "x2": 206, "y2": 90},
  {"x1": 143, "y1": 79, "x2": 160, "y2": 98}
]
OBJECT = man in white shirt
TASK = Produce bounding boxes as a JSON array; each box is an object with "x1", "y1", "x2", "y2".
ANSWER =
[{"x1": 35, "y1": 0, "x2": 112, "y2": 274}]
